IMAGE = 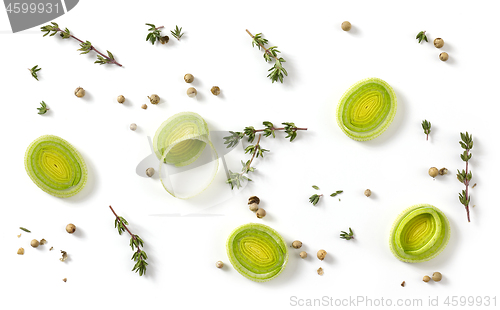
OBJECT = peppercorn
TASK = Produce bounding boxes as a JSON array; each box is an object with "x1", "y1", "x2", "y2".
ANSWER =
[
  {"x1": 364, "y1": 189, "x2": 371, "y2": 197},
  {"x1": 148, "y1": 94, "x2": 160, "y2": 104},
  {"x1": 215, "y1": 261, "x2": 224, "y2": 268},
  {"x1": 292, "y1": 240, "x2": 302, "y2": 249},
  {"x1": 31, "y1": 239, "x2": 40, "y2": 248},
  {"x1": 256, "y1": 208, "x2": 266, "y2": 219},
  {"x1": 159, "y1": 36, "x2": 169, "y2": 44},
  {"x1": 249, "y1": 203, "x2": 259, "y2": 212},
  {"x1": 439, "y1": 168, "x2": 448, "y2": 175},
  {"x1": 248, "y1": 196, "x2": 260, "y2": 204},
  {"x1": 130, "y1": 123, "x2": 137, "y2": 131},
  {"x1": 141, "y1": 104, "x2": 148, "y2": 109},
  {"x1": 429, "y1": 167, "x2": 439, "y2": 178},
  {"x1": 434, "y1": 38, "x2": 444, "y2": 48},
  {"x1": 432, "y1": 272, "x2": 442, "y2": 282},
  {"x1": 211, "y1": 86, "x2": 221, "y2": 96},
  {"x1": 74, "y1": 87, "x2": 85, "y2": 98},
  {"x1": 299, "y1": 251, "x2": 307, "y2": 259},
  {"x1": 117, "y1": 95, "x2": 125, "y2": 104},
  {"x1": 187, "y1": 87, "x2": 197, "y2": 98},
  {"x1": 317, "y1": 249, "x2": 327, "y2": 260},
  {"x1": 423, "y1": 275, "x2": 431, "y2": 282},
  {"x1": 146, "y1": 167, "x2": 155, "y2": 177},
  {"x1": 341, "y1": 21, "x2": 351, "y2": 31},
  {"x1": 184, "y1": 74, "x2": 194, "y2": 83},
  {"x1": 66, "y1": 223, "x2": 76, "y2": 234},
  {"x1": 439, "y1": 52, "x2": 449, "y2": 61}
]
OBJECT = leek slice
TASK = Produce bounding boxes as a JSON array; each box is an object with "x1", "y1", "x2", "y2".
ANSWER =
[
  {"x1": 227, "y1": 223, "x2": 288, "y2": 282},
  {"x1": 24, "y1": 135, "x2": 87, "y2": 198},
  {"x1": 336, "y1": 77, "x2": 397, "y2": 141},
  {"x1": 389, "y1": 204, "x2": 450, "y2": 263}
]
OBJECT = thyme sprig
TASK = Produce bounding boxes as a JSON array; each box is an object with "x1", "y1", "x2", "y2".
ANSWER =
[
  {"x1": 41, "y1": 22, "x2": 122, "y2": 66},
  {"x1": 29, "y1": 65, "x2": 41, "y2": 81},
  {"x1": 109, "y1": 206, "x2": 148, "y2": 276},
  {"x1": 456, "y1": 132, "x2": 473, "y2": 222},
  {"x1": 37, "y1": 101, "x2": 49, "y2": 115},
  {"x1": 146, "y1": 23, "x2": 165, "y2": 45},
  {"x1": 330, "y1": 190, "x2": 343, "y2": 197},
  {"x1": 312, "y1": 185, "x2": 320, "y2": 190},
  {"x1": 246, "y1": 29, "x2": 287, "y2": 83},
  {"x1": 223, "y1": 122, "x2": 307, "y2": 189},
  {"x1": 309, "y1": 194, "x2": 323, "y2": 206},
  {"x1": 416, "y1": 31, "x2": 428, "y2": 43},
  {"x1": 422, "y1": 120, "x2": 431, "y2": 140},
  {"x1": 20, "y1": 227, "x2": 31, "y2": 233},
  {"x1": 340, "y1": 228, "x2": 355, "y2": 240},
  {"x1": 170, "y1": 25, "x2": 184, "y2": 40}
]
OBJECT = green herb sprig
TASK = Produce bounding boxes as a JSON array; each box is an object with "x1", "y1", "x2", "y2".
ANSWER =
[
  {"x1": 422, "y1": 120, "x2": 431, "y2": 140},
  {"x1": 223, "y1": 122, "x2": 307, "y2": 189},
  {"x1": 37, "y1": 101, "x2": 49, "y2": 115},
  {"x1": 109, "y1": 206, "x2": 148, "y2": 276},
  {"x1": 312, "y1": 185, "x2": 320, "y2": 190},
  {"x1": 41, "y1": 22, "x2": 122, "y2": 66},
  {"x1": 330, "y1": 190, "x2": 343, "y2": 197},
  {"x1": 246, "y1": 29, "x2": 287, "y2": 83},
  {"x1": 146, "y1": 23, "x2": 168, "y2": 45},
  {"x1": 170, "y1": 25, "x2": 184, "y2": 40},
  {"x1": 416, "y1": 31, "x2": 428, "y2": 43},
  {"x1": 20, "y1": 227, "x2": 31, "y2": 233},
  {"x1": 456, "y1": 132, "x2": 473, "y2": 222},
  {"x1": 309, "y1": 194, "x2": 323, "y2": 206},
  {"x1": 340, "y1": 228, "x2": 355, "y2": 240},
  {"x1": 29, "y1": 65, "x2": 41, "y2": 81}
]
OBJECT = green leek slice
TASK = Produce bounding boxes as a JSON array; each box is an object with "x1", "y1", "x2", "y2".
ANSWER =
[
  {"x1": 227, "y1": 223, "x2": 288, "y2": 282},
  {"x1": 24, "y1": 135, "x2": 87, "y2": 198},
  {"x1": 336, "y1": 77, "x2": 397, "y2": 141},
  {"x1": 389, "y1": 204, "x2": 450, "y2": 263},
  {"x1": 154, "y1": 112, "x2": 219, "y2": 199}
]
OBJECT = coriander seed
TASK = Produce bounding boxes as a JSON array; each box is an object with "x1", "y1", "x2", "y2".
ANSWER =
[
  {"x1": 17, "y1": 248, "x2": 25, "y2": 255},
  {"x1": 249, "y1": 203, "x2": 259, "y2": 212},
  {"x1": 364, "y1": 189, "x2": 371, "y2": 197},
  {"x1": 148, "y1": 94, "x2": 160, "y2": 104},
  {"x1": 299, "y1": 251, "x2": 307, "y2": 259},
  {"x1": 292, "y1": 240, "x2": 302, "y2": 249},
  {"x1": 432, "y1": 272, "x2": 442, "y2": 282},
  {"x1": 141, "y1": 104, "x2": 148, "y2": 109},
  {"x1": 211, "y1": 86, "x2": 221, "y2": 96},
  {"x1": 439, "y1": 167, "x2": 448, "y2": 175},
  {"x1": 187, "y1": 87, "x2": 197, "y2": 98},
  {"x1": 146, "y1": 167, "x2": 155, "y2": 177},
  {"x1": 62, "y1": 278, "x2": 67, "y2": 282},
  {"x1": 434, "y1": 38, "x2": 444, "y2": 48},
  {"x1": 439, "y1": 52, "x2": 449, "y2": 61},
  {"x1": 130, "y1": 123, "x2": 137, "y2": 131},
  {"x1": 423, "y1": 275, "x2": 431, "y2": 282},
  {"x1": 317, "y1": 249, "x2": 327, "y2": 261},
  {"x1": 74, "y1": 87, "x2": 85, "y2": 98},
  {"x1": 317, "y1": 267, "x2": 324, "y2": 275},
  {"x1": 117, "y1": 95, "x2": 125, "y2": 104},
  {"x1": 341, "y1": 21, "x2": 351, "y2": 31},
  {"x1": 256, "y1": 208, "x2": 266, "y2": 219},
  {"x1": 31, "y1": 239, "x2": 40, "y2": 248},
  {"x1": 429, "y1": 167, "x2": 439, "y2": 178},
  {"x1": 216, "y1": 261, "x2": 224, "y2": 268},
  {"x1": 184, "y1": 74, "x2": 194, "y2": 83},
  {"x1": 66, "y1": 223, "x2": 76, "y2": 234}
]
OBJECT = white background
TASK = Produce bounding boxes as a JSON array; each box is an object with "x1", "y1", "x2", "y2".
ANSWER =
[{"x1": 1, "y1": 1, "x2": 499, "y2": 309}]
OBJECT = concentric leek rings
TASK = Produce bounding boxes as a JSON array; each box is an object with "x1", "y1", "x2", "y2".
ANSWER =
[
  {"x1": 24, "y1": 135, "x2": 87, "y2": 198},
  {"x1": 336, "y1": 77, "x2": 397, "y2": 141},
  {"x1": 227, "y1": 223, "x2": 288, "y2": 282},
  {"x1": 389, "y1": 204, "x2": 450, "y2": 263}
]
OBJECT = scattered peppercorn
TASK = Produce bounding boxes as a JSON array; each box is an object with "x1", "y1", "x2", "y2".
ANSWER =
[
  {"x1": 66, "y1": 223, "x2": 76, "y2": 234},
  {"x1": 146, "y1": 167, "x2": 155, "y2": 177},
  {"x1": 439, "y1": 52, "x2": 449, "y2": 61},
  {"x1": 184, "y1": 74, "x2": 194, "y2": 83},
  {"x1": 187, "y1": 87, "x2": 197, "y2": 98},
  {"x1": 317, "y1": 267, "x2": 324, "y2": 275},
  {"x1": 429, "y1": 167, "x2": 439, "y2": 178},
  {"x1": 292, "y1": 240, "x2": 302, "y2": 249},
  {"x1": 117, "y1": 95, "x2": 125, "y2": 104},
  {"x1": 432, "y1": 272, "x2": 442, "y2": 282},
  {"x1": 74, "y1": 87, "x2": 85, "y2": 98},
  {"x1": 148, "y1": 94, "x2": 160, "y2": 104},
  {"x1": 434, "y1": 38, "x2": 444, "y2": 48},
  {"x1": 141, "y1": 104, "x2": 148, "y2": 109},
  {"x1": 439, "y1": 167, "x2": 448, "y2": 175},
  {"x1": 423, "y1": 275, "x2": 431, "y2": 282},
  {"x1": 215, "y1": 261, "x2": 224, "y2": 268},
  {"x1": 299, "y1": 251, "x2": 307, "y2": 259},
  {"x1": 317, "y1": 249, "x2": 327, "y2": 261},
  {"x1": 31, "y1": 239, "x2": 40, "y2": 248},
  {"x1": 364, "y1": 189, "x2": 371, "y2": 197},
  {"x1": 341, "y1": 21, "x2": 351, "y2": 31},
  {"x1": 17, "y1": 248, "x2": 24, "y2": 255},
  {"x1": 130, "y1": 123, "x2": 137, "y2": 131},
  {"x1": 211, "y1": 86, "x2": 221, "y2": 96},
  {"x1": 248, "y1": 196, "x2": 260, "y2": 204},
  {"x1": 256, "y1": 208, "x2": 266, "y2": 219},
  {"x1": 249, "y1": 203, "x2": 259, "y2": 212}
]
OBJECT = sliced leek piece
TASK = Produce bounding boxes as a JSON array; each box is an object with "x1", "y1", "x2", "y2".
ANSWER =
[
  {"x1": 337, "y1": 77, "x2": 397, "y2": 141},
  {"x1": 389, "y1": 204, "x2": 450, "y2": 263},
  {"x1": 24, "y1": 135, "x2": 87, "y2": 198},
  {"x1": 227, "y1": 223, "x2": 288, "y2": 282}
]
